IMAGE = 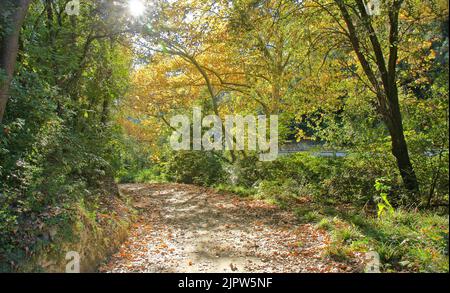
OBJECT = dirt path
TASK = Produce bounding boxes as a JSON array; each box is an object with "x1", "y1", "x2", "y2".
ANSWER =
[{"x1": 99, "y1": 183, "x2": 363, "y2": 273}]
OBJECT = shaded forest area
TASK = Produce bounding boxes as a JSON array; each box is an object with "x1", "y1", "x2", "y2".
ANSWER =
[{"x1": 0, "y1": 0, "x2": 449, "y2": 272}]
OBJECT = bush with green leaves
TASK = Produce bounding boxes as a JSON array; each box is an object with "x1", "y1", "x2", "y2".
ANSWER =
[
  {"x1": 0, "y1": 1, "x2": 134, "y2": 263},
  {"x1": 256, "y1": 178, "x2": 300, "y2": 204},
  {"x1": 163, "y1": 151, "x2": 225, "y2": 186},
  {"x1": 233, "y1": 152, "x2": 341, "y2": 193}
]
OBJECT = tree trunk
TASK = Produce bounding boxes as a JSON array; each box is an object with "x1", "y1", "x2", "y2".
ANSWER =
[
  {"x1": 101, "y1": 98, "x2": 110, "y2": 125},
  {"x1": 333, "y1": 0, "x2": 419, "y2": 193},
  {"x1": 384, "y1": 91, "x2": 419, "y2": 192},
  {"x1": 0, "y1": 0, "x2": 31, "y2": 123}
]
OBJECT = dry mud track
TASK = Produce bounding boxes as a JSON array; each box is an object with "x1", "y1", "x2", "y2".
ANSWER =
[{"x1": 99, "y1": 183, "x2": 364, "y2": 273}]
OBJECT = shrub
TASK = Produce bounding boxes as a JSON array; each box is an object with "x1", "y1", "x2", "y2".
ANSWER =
[
  {"x1": 257, "y1": 178, "x2": 300, "y2": 204},
  {"x1": 164, "y1": 151, "x2": 225, "y2": 186}
]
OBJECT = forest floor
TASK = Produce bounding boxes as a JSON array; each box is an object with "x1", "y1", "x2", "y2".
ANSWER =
[{"x1": 98, "y1": 183, "x2": 365, "y2": 273}]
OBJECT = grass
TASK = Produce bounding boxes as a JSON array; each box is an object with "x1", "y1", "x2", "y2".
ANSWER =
[
  {"x1": 294, "y1": 208, "x2": 321, "y2": 223},
  {"x1": 318, "y1": 210, "x2": 449, "y2": 272},
  {"x1": 213, "y1": 184, "x2": 255, "y2": 197},
  {"x1": 317, "y1": 218, "x2": 333, "y2": 230},
  {"x1": 324, "y1": 242, "x2": 355, "y2": 262},
  {"x1": 220, "y1": 183, "x2": 449, "y2": 272}
]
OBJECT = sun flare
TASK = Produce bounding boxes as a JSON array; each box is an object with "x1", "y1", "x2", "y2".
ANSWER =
[{"x1": 129, "y1": 0, "x2": 146, "y2": 17}]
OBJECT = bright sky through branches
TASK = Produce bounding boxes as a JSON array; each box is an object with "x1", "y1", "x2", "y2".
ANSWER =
[{"x1": 129, "y1": 0, "x2": 146, "y2": 17}]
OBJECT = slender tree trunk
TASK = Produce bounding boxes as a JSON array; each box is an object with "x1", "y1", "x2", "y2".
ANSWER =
[
  {"x1": 101, "y1": 98, "x2": 110, "y2": 125},
  {"x1": 426, "y1": 151, "x2": 442, "y2": 207},
  {"x1": 0, "y1": 0, "x2": 31, "y2": 123},
  {"x1": 333, "y1": 0, "x2": 419, "y2": 192},
  {"x1": 384, "y1": 102, "x2": 419, "y2": 192},
  {"x1": 385, "y1": 53, "x2": 419, "y2": 192}
]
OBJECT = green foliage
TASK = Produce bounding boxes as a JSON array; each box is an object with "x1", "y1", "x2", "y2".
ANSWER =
[
  {"x1": 295, "y1": 208, "x2": 321, "y2": 223},
  {"x1": 233, "y1": 152, "x2": 341, "y2": 196},
  {"x1": 216, "y1": 151, "x2": 448, "y2": 272},
  {"x1": 164, "y1": 151, "x2": 225, "y2": 186},
  {"x1": 257, "y1": 179, "x2": 300, "y2": 204},
  {"x1": 0, "y1": 0, "x2": 134, "y2": 267},
  {"x1": 374, "y1": 178, "x2": 395, "y2": 217},
  {"x1": 231, "y1": 151, "x2": 411, "y2": 207},
  {"x1": 320, "y1": 211, "x2": 449, "y2": 272},
  {"x1": 213, "y1": 184, "x2": 255, "y2": 197},
  {"x1": 113, "y1": 136, "x2": 157, "y2": 183},
  {"x1": 317, "y1": 218, "x2": 332, "y2": 231}
]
